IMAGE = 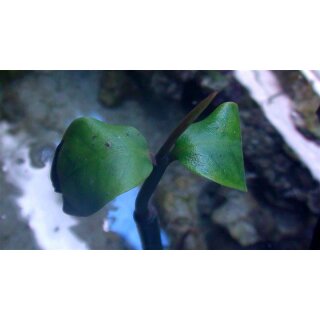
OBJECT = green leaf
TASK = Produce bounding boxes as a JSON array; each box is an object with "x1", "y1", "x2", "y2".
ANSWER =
[
  {"x1": 51, "y1": 117, "x2": 153, "y2": 216},
  {"x1": 171, "y1": 102, "x2": 247, "y2": 191}
]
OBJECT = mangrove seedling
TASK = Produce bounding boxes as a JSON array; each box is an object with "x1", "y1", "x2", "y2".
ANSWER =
[{"x1": 51, "y1": 92, "x2": 247, "y2": 249}]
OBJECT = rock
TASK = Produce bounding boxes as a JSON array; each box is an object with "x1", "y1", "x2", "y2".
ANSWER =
[
  {"x1": 0, "y1": 90, "x2": 27, "y2": 122},
  {"x1": 211, "y1": 189, "x2": 260, "y2": 246},
  {"x1": 98, "y1": 71, "x2": 229, "y2": 110},
  {"x1": 104, "y1": 231, "x2": 132, "y2": 250},
  {"x1": 0, "y1": 71, "x2": 27, "y2": 86},
  {"x1": 71, "y1": 210, "x2": 129, "y2": 250},
  {"x1": 199, "y1": 183, "x2": 274, "y2": 247},
  {"x1": 307, "y1": 187, "x2": 320, "y2": 215},
  {"x1": 197, "y1": 76, "x2": 320, "y2": 249},
  {"x1": 154, "y1": 162, "x2": 207, "y2": 249},
  {"x1": 228, "y1": 221, "x2": 259, "y2": 246},
  {"x1": 99, "y1": 71, "x2": 139, "y2": 107},
  {"x1": 147, "y1": 71, "x2": 182, "y2": 101},
  {"x1": 239, "y1": 92, "x2": 319, "y2": 222},
  {"x1": 29, "y1": 141, "x2": 56, "y2": 168},
  {"x1": 274, "y1": 71, "x2": 320, "y2": 140},
  {"x1": 126, "y1": 71, "x2": 197, "y2": 103}
]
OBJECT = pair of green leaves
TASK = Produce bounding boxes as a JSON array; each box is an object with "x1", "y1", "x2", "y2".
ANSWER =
[{"x1": 51, "y1": 101, "x2": 246, "y2": 217}]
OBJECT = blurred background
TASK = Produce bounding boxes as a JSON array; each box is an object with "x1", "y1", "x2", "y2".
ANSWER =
[{"x1": 0, "y1": 70, "x2": 319, "y2": 250}]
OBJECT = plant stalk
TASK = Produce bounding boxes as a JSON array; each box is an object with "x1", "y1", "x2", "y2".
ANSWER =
[
  {"x1": 134, "y1": 92, "x2": 218, "y2": 250},
  {"x1": 134, "y1": 155, "x2": 171, "y2": 250}
]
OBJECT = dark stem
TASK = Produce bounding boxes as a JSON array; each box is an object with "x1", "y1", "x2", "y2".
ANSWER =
[
  {"x1": 134, "y1": 155, "x2": 172, "y2": 250},
  {"x1": 134, "y1": 92, "x2": 218, "y2": 250}
]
